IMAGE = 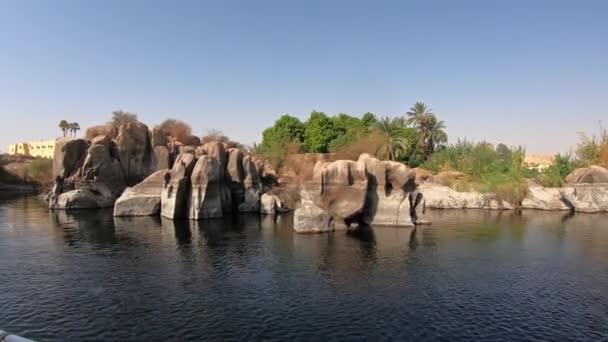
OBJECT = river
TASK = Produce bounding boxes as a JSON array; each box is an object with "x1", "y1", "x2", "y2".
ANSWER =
[{"x1": 1, "y1": 194, "x2": 607, "y2": 341}]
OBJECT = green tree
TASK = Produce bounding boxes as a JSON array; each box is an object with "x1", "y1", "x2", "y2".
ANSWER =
[
  {"x1": 361, "y1": 112, "x2": 377, "y2": 130},
  {"x1": 303, "y1": 111, "x2": 337, "y2": 153},
  {"x1": 372, "y1": 117, "x2": 409, "y2": 161},
  {"x1": 68, "y1": 122, "x2": 80, "y2": 137},
  {"x1": 424, "y1": 114, "x2": 448, "y2": 155},
  {"x1": 58, "y1": 120, "x2": 69, "y2": 137},
  {"x1": 261, "y1": 114, "x2": 306, "y2": 152},
  {"x1": 248, "y1": 142, "x2": 264, "y2": 155}
]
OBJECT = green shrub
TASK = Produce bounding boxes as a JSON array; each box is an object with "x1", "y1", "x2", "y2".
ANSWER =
[
  {"x1": 422, "y1": 140, "x2": 528, "y2": 204},
  {"x1": 22, "y1": 158, "x2": 54, "y2": 186},
  {"x1": 535, "y1": 153, "x2": 579, "y2": 187}
]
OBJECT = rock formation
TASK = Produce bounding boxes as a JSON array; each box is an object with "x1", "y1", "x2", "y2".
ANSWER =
[
  {"x1": 161, "y1": 153, "x2": 197, "y2": 219},
  {"x1": 293, "y1": 155, "x2": 425, "y2": 233},
  {"x1": 189, "y1": 155, "x2": 224, "y2": 219},
  {"x1": 115, "y1": 122, "x2": 157, "y2": 185},
  {"x1": 565, "y1": 165, "x2": 608, "y2": 184},
  {"x1": 114, "y1": 170, "x2": 166, "y2": 216}
]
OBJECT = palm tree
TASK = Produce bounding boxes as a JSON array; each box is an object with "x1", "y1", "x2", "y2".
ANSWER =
[
  {"x1": 373, "y1": 117, "x2": 409, "y2": 161},
  {"x1": 248, "y1": 142, "x2": 264, "y2": 155},
  {"x1": 59, "y1": 120, "x2": 69, "y2": 137},
  {"x1": 406, "y1": 102, "x2": 434, "y2": 150},
  {"x1": 70, "y1": 122, "x2": 80, "y2": 137},
  {"x1": 424, "y1": 114, "x2": 447, "y2": 155}
]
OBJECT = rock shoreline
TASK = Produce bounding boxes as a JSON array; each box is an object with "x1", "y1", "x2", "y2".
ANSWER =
[{"x1": 45, "y1": 123, "x2": 608, "y2": 234}]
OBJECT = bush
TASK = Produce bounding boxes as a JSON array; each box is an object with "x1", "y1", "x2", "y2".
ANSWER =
[
  {"x1": 22, "y1": 159, "x2": 54, "y2": 186},
  {"x1": 422, "y1": 140, "x2": 529, "y2": 205},
  {"x1": 535, "y1": 153, "x2": 579, "y2": 187}
]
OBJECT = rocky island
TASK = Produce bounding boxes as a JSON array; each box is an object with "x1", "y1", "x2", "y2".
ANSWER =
[{"x1": 45, "y1": 119, "x2": 608, "y2": 235}]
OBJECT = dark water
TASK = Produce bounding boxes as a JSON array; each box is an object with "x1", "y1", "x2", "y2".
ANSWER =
[{"x1": 1, "y1": 195, "x2": 608, "y2": 341}]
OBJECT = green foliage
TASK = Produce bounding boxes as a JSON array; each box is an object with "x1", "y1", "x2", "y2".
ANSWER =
[
  {"x1": 535, "y1": 153, "x2": 579, "y2": 187},
  {"x1": 303, "y1": 111, "x2": 337, "y2": 153},
  {"x1": 574, "y1": 123, "x2": 608, "y2": 167},
  {"x1": 58, "y1": 120, "x2": 69, "y2": 137},
  {"x1": 422, "y1": 140, "x2": 529, "y2": 204},
  {"x1": 261, "y1": 114, "x2": 306, "y2": 152},
  {"x1": 361, "y1": 112, "x2": 377, "y2": 129},
  {"x1": 23, "y1": 159, "x2": 53, "y2": 185},
  {"x1": 405, "y1": 102, "x2": 447, "y2": 157},
  {"x1": 248, "y1": 142, "x2": 264, "y2": 155}
]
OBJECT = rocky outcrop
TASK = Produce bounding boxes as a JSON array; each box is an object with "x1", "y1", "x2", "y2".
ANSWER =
[
  {"x1": 565, "y1": 166, "x2": 608, "y2": 184},
  {"x1": 238, "y1": 155, "x2": 263, "y2": 212},
  {"x1": 52, "y1": 138, "x2": 88, "y2": 179},
  {"x1": 311, "y1": 159, "x2": 368, "y2": 220},
  {"x1": 293, "y1": 189, "x2": 342, "y2": 233},
  {"x1": 49, "y1": 187, "x2": 116, "y2": 209},
  {"x1": 521, "y1": 186, "x2": 571, "y2": 211},
  {"x1": 161, "y1": 153, "x2": 197, "y2": 219},
  {"x1": 359, "y1": 154, "x2": 416, "y2": 226},
  {"x1": 260, "y1": 193, "x2": 286, "y2": 215},
  {"x1": 113, "y1": 170, "x2": 166, "y2": 216},
  {"x1": 418, "y1": 183, "x2": 513, "y2": 210},
  {"x1": 188, "y1": 156, "x2": 224, "y2": 219},
  {"x1": 293, "y1": 155, "x2": 425, "y2": 233},
  {"x1": 560, "y1": 185, "x2": 608, "y2": 213},
  {"x1": 154, "y1": 146, "x2": 170, "y2": 170},
  {"x1": 115, "y1": 122, "x2": 157, "y2": 185}
]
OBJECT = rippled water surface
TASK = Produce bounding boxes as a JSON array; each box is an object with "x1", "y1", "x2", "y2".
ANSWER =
[{"x1": 1, "y1": 195, "x2": 608, "y2": 341}]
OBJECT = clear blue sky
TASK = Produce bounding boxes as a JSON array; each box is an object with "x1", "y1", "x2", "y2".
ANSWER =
[{"x1": 1, "y1": 0, "x2": 606, "y2": 154}]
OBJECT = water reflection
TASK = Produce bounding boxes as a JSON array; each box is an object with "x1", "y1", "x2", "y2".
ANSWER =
[{"x1": 2, "y1": 196, "x2": 608, "y2": 341}]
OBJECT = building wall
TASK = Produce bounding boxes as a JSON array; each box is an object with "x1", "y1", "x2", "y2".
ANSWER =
[{"x1": 7, "y1": 140, "x2": 56, "y2": 159}]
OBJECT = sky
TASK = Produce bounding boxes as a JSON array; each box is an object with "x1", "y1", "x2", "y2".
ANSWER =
[{"x1": 0, "y1": 0, "x2": 606, "y2": 154}]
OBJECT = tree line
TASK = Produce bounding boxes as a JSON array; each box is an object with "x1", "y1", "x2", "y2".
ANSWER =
[
  {"x1": 256, "y1": 101, "x2": 447, "y2": 167},
  {"x1": 58, "y1": 120, "x2": 80, "y2": 137}
]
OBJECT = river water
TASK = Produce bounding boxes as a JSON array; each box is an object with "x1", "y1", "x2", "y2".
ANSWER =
[{"x1": 1, "y1": 194, "x2": 607, "y2": 341}]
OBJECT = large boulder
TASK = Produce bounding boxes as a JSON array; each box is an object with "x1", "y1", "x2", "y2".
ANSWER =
[
  {"x1": 226, "y1": 148, "x2": 245, "y2": 205},
  {"x1": 560, "y1": 185, "x2": 608, "y2": 213},
  {"x1": 260, "y1": 193, "x2": 283, "y2": 215},
  {"x1": 115, "y1": 122, "x2": 157, "y2": 185},
  {"x1": 310, "y1": 159, "x2": 368, "y2": 221},
  {"x1": 81, "y1": 141, "x2": 126, "y2": 197},
  {"x1": 113, "y1": 170, "x2": 166, "y2": 217},
  {"x1": 521, "y1": 186, "x2": 571, "y2": 210},
  {"x1": 154, "y1": 146, "x2": 170, "y2": 171},
  {"x1": 49, "y1": 187, "x2": 116, "y2": 210},
  {"x1": 161, "y1": 153, "x2": 197, "y2": 219},
  {"x1": 151, "y1": 126, "x2": 167, "y2": 147},
  {"x1": 85, "y1": 124, "x2": 116, "y2": 140},
  {"x1": 359, "y1": 154, "x2": 416, "y2": 226},
  {"x1": 189, "y1": 156, "x2": 224, "y2": 219},
  {"x1": 293, "y1": 189, "x2": 348, "y2": 233},
  {"x1": 238, "y1": 155, "x2": 263, "y2": 212},
  {"x1": 53, "y1": 138, "x2": 88, "y2": 179},
  {"x1": 565, "y1": 166, "x2": 608, "y2": 184}
]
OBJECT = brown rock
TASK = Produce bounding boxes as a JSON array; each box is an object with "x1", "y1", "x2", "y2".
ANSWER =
[
  {"x1": 116, "y1": 122, "x2": 157, "y2": 185},
  {"x1": 160, "y1": 153, "x2": 197, "y2": 219},
  {"x1": 565, "y1": 166, "x2": 608, "y2": 184},
  {"x1": 189, "y1": 156, "x2": 224, "y2": 219}
]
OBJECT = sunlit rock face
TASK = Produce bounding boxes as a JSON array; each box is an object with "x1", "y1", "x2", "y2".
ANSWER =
[
  {"x1": 160, "y1": 153, "x2": 197, "y2": 219},
  {"x1": 189, "y1": 156, "x2": 224, "y2": 219},
  {"x1": 293, "y1": 155, "x2": 425, "y2": 233},
  {"x1": 114, "y1": 170, "x2": 166, "y2": 217}
]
